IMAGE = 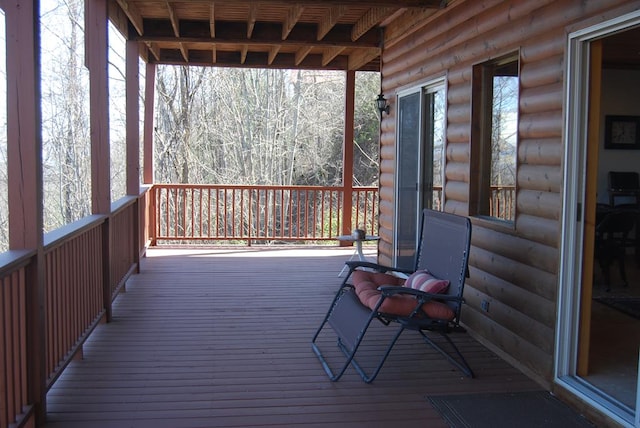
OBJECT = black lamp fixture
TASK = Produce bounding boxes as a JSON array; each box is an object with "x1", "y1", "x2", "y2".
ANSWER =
[{"x1": 376, "y1": 93, "x2": 390, "y2": 115}]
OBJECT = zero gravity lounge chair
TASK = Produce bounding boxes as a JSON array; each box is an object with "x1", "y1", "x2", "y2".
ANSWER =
[{"x1": 312, "y1": 209, "x2": 473, "y2": 383}]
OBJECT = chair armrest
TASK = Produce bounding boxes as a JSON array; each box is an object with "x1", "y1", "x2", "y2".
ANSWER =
[
  {"x1": 378, "y1": 286, "x2": 464, "y2": 303},
  {"x1": 345, "y1": 260, "x2": 413, "y2": 275}
]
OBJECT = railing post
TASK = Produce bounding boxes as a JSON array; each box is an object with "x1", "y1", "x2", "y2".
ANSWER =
[
  {"x1": 341, "y1": 71, "x2": 356, "y2": 243},
  {"x1": 6, "y1": 0, "x2": 46, "y2": 423},
  {"x1": 149, "y1": 185, "x2": 157, "y2": 246}
]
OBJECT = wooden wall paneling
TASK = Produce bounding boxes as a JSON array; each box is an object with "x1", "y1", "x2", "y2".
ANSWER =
[
  {"x1": 463, "y1": 285, "x2": 555, "y2": 354},
  {"x1": 517, "y1": 165, "x2": 562, "y2": 193},
  {"x1": 516, "y1": 190, "x2": 561, "y2": 220},
  {"x1": 520, "y1": 83, "x2": 564, "y2": 114},
  {"x1": 515, "y1": 214, "x2": 560, "y2": 249},
  {"x1": 463, "y1": 305, "x2": 554, "y2": 386},
  {"x1": 472, "y1": 225, "x2": 558, "y2": 275},
  {"x1": 468, "y1": 260, "x2": 556, "y2": 326},
  {"x1": 519, "y1": 138, "x2": 563, "y2": 166}
]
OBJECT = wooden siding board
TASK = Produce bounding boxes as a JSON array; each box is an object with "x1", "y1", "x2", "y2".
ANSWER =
[{"x1": 43, "y1": 248, "x2": 541, "y2": 427}]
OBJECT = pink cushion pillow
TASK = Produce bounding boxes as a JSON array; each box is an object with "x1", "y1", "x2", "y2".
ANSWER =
[{"x1": 404, "y1": 270, "x2": 449, "y2": 294}]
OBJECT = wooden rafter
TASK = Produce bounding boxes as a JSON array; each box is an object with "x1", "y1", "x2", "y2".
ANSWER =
[
  {"x1": 115, "y1": 0, "x2": 144, "y2": 36},
  {"x1": 241, "y1": 45, "x2": 248, "y2": 64},
  {"x1": 322, "y1": 46, "x2": 345, "y2": 66},
  {"x1": 348, "y1": 47, "x2": 380, "y2": 70},
  {"x1": 282, "y1": 5, "x2": 303, "y2": 40},
  {"x1": 247, "y1": 3, "x2": 258, "y2": 38},
  {"x1": 179, "y1": 43, "x2": 188, "y2": 61},
  {"x1": 317, "y1": 5, "x2": 346, "y2": 40},
  {"x1": 161, "y1": 0, "x2": 444, "y2": 6},
  {"x1": 268, "y1": 45, "x2": 281, "y2": 64},
  {"x1": 136, "y1": 26, "x2": 378, "y2": 49},
  {"x1": 295, "y1": 46, "x2": 313, "y2": 65},
  {"x1": 146, "y1": 42, "x2": 160, "y2": 61},
  {"x1": 212, "y1": 44, "x2": 217, "y2": 63},
  {"x1": 166, "y1": 1, "x2": 180, "y2": 37},
  {"x1": 209, "y1": 3, "x2": 215, "y2": 37},
  {"x1": 352, "y1": 7, "x2": 391, "y2": 41}
]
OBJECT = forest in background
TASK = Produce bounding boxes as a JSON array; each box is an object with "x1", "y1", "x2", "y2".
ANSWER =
[{"x1": 0, "y1": 0, "x2": 381, "y2": 252}]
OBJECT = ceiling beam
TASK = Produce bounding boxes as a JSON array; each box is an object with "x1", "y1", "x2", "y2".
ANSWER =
[
  {"x1": 179, "y1": 43, "x2": 188, "y2": 61},
  {"x1": 348, "y1": 47, "x2": 380, "y2": 70},
  {"x1": 146, "y1": 42, "x2": 160, "y2": 61},
  {"x1": 138, "y1": 22, "x2": 379, "y2": 49},
  {"x1": 241, "y1": 45, "x2": 249, "y2": 64},
  {"x1": 317, "y1": 5, "x2": 346, "y2": 40},
  {"x1": 160, "y1": 0, "x2": 445, "y2": 7},
  {"x1": 295, "y1": 46, "x2": 313, "y2": 65},
  {"x1": 322, "y1": 46, "x2": 345, "y2": 66},
  {"x1": 268, "y1": 45, "x2": 281, "y2": 64},
  {"x1": 247, "y1": 4, "x2": 258, "y2": 38},
  {"x1": 166, "y1": 2, "x2": 180, "y2": 37},
  {"x1": 115, "y1": 0, "x2": 144, "y2": 36},
  {"x1": 283, "y1": 5, "x2": 303, "y2": 39},
  {"x1": 209, "y1": 3, "x2": 215, "y2": 37},
  {"x1": 352, "y1": 7, "x2": 391, "y2": 41}
]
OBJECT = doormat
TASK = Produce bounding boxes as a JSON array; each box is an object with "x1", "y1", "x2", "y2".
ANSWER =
[
  {"x1": 427, "y1": 390, "x2": 595, "y2": 428},
  {"x1": 593, "y1": 296, "x2": 640, "y2": 320}
]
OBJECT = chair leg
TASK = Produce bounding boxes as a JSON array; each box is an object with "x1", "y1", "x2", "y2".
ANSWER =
[
  {"x1": 418, "y1": 330, "x2": 475, "y2": 378},
  {"x1": 335, "y1": 325, "x2": 406, "y2": 383}
]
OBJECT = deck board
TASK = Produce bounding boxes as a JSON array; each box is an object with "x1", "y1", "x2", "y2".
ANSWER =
[{"x1": 44, "y1": 247, "x2": 541, "y2": 427}]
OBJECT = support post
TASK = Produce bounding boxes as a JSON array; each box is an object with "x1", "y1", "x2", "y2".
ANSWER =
[
  {"x1": 86, "y1": 0, "x2": 112, "y2": 321},
  {"x1": 6, "y1": 0, "x2": 46, "y2": 423},
  {"x1": 143, "y1": 62, "x2": 156, "y2": 185},
  {"x1": 126, "y1": 40, "x2": 141, "y2": 270},
  {"x1": 341, "y1": 70, "x2": 356, "y2": 243}
]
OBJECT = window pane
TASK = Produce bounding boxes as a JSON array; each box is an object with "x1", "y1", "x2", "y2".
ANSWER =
[
  {"x1": 472, "y1": 54, "x2": 519, "y2": 223},
  {"x1": 491, "y1": 73, "x2": 518, "y2": 221}
]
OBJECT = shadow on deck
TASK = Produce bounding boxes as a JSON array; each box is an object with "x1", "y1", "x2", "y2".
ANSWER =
[{"x1": 44, "y1": 247, "x2": 543, "y2": 428}]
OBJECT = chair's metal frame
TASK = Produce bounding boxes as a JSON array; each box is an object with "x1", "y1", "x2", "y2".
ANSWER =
[{"x1": 312, "y1": 209, "x2": 473, "y2": 383}]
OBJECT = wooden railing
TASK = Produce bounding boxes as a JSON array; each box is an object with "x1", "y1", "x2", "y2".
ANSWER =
[
  {"x1": 0, "y1": 189, "x2": 148, "y2": 427},
  {"x1": 0, "y1": 250, "x2": 33, "y2": 428},
  {"x1": 490, "y1": 185, "x2": 516, "y2": 221},
  {"x1": 151, "y1": 184, "x2": 379, "y2": 244}
]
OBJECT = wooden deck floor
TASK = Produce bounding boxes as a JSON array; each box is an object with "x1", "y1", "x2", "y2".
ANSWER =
[{"x1": 45, "y1": 247, "x2": 542, "y2": 428}]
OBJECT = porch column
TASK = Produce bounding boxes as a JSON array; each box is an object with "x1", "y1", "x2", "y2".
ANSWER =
[
  {"x1": 6, "y1": 0, "x2": 46, "y2": 422},
  {"x1": 126, "y1": 40, "x2": 140, "y2": 196},
  {"x1": 341, "y1": 70, "x2": 355, "y2": 241},
  {"x1": 126, "y1": 40, "x2": 141, "y2": 270},
  {"x1": 143, "y1": 62, "x2": 157, "y2": 245},
  {"x1": 86, "y1": 0, "x2": 112, "y2": 320},
  {"x1": 143, "y1": 62, "x2": 156, "y2": 185}
]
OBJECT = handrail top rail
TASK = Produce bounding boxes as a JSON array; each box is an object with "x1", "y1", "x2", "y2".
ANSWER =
[
  {"x1": 44, "y1": 214, "x2": 107, "y2": 252},
  {"x1": 0, "y1": 249, "x2": 36, "y2": 277},
  {"x1": 152, "y1": 183, "x2": 378, "y2": 191}
]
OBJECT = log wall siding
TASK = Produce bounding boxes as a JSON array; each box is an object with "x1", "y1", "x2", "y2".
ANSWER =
[{"x1": 377, "y1": 0, "x2": 636, "y2": 383}]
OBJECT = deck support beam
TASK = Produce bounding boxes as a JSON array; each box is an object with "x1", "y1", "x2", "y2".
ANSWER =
[
  {"x1": 341, "y1": 70, "x2": 355, "y2": 241},
  {"x1": 6, "y1": 0, "x2": 45, "y2": 424},
  {"x1": 86, "y1": 0, "x2": 113, "y2": 321},
  {"x1": 126, "y1": 40, "x2": 142, "y2": 271}
]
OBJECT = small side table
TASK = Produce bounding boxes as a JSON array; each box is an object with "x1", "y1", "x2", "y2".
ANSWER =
[{"x1": 336, "y1": 235, "x2": 380, "y2": 277}]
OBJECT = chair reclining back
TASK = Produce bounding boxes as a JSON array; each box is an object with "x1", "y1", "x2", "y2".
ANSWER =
[{"x1": 413, "y1": 209, "x2": 472, "y2": 321}]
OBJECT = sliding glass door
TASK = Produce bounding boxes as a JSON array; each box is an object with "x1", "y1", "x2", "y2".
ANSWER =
[{"x1": 394, "y1": 82, "x2": 445, "y2": 269}]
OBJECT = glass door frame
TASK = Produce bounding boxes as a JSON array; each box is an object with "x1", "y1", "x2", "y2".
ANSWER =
[
  {"x1": 557, "y1": 10, "x2": 640, "y2": 428},
  {"x1": 392, "y1": 78, "x2": 446, "y2": 267}
]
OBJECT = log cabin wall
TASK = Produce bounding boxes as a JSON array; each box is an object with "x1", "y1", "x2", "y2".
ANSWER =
[{"x1": 377, "y1": 0, "x2": 639, "y2": 386}]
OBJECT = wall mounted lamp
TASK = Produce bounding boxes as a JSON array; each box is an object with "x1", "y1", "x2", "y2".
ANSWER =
[{"x1": 376, "y1": 93, "x2": 390, "y2": 115}]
